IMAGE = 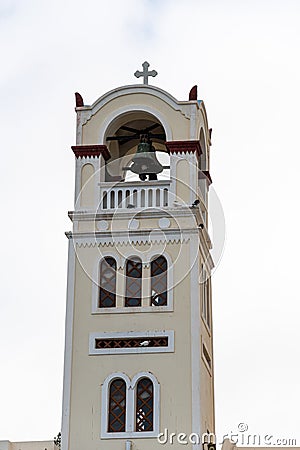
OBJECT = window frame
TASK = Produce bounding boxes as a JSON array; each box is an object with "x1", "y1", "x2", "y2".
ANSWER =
[
  {"x1": 99, "y1": 257, "x2": 117, "y2": 308},
  {"x1": 201, "y1": 340, "x2": 212, "y2": 376},
  {"x1": 89, "y1": 330, "x2": 174, "y2": 355},
  {"x1": 150, "y1": 255, "x2": 168, "y2": 307},
  {"x1": 108, "y1": 378, "x2": 127, "y2": 432},
  {"x1": 92, "y1": 252, "x2": 173, "y2": 314},
  {"x1": 201, "y1": 267, "x2": 211, "y2": 331},
  {"x1": 135, "y1": 377, "x2": 154, "y2": 432},
  {"x1": 125, "y1": 257, "x2": 143, "y2": 307},
  {"x1": 101, "y1": 372, "x2": 160, "y2": 439}
]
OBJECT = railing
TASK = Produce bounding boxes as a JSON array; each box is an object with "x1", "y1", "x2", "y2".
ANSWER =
[{"x1": 99, "y1": 181, "x2": 171, "y2": 210}]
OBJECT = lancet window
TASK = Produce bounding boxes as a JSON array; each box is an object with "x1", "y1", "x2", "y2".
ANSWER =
[
  {"x1": 99, "y1": 257, "x2": 117, "y2": 308},
  {"x1": 125, "y1": 257, "x2": 142, "y2": 307},
  {"x1": 150, "y1": 256, "x2": 167, "y2": 306}
]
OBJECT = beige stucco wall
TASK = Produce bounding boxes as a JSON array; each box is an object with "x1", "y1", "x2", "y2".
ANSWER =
[
  {"x1": 0, "y1": 442, "x2": 57, "y2": 450},
  {"x1": 68, "y1": 240, "x2": 193, "y2": 450},
  {"x1": 81, "y1": 92, "x2": 191, "y2": 145}
]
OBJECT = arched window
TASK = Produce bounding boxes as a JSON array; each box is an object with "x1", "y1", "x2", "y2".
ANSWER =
[
  {"x1": 136, "y1": 378, "x2": 154, "y2": 432},
  {"x1": 108, "y1": 378, "x2": 126, "y2": 432},
  {"x1": 201, "y1": 266, "x2": 211, "y2": 328},
  {"x1": 125, "y1": 257, "x2": 142, "y2": 307},
  {"x1": 102, "y1": 372, "x2": 159, "y2": 438},
  {"x1": 151, "y1": 256, "x2": 167, "y2": 306},
  {"x1": 99, "y1": 257, "x2": 116, "y2": 308}
]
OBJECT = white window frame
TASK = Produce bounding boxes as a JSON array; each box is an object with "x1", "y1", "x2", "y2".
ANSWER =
[
  {"x1": 201, "y1": 340, "x2": 212, "y2": 376},
  {"x1": 200, "y1": 266, "x2": 211, "y2": 331},
  {"x1": 101, "y1": 372, "x2": 160, "y2": 439},
  {"x1": 92, "y1": 251, "x2": 174, "y2": 314}
]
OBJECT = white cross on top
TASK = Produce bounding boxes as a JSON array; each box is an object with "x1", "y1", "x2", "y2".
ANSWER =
[{"x1": 134, "y1": 61, "x2": 158, "y2": 85}]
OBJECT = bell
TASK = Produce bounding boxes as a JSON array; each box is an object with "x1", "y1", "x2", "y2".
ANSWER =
[{"x1": 130, "y1": 141, "x2": 164, "y2": 177}]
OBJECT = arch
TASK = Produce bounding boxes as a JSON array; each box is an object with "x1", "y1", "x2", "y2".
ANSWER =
[
  {"x1": 80, "y1": 163, "x2": 95, "y2": 207},
  {"x1": 131, "y1": 372, "x2": 160, "y2": 435},
  {"x1": 99, "y1": 105, "x2": 172, "y2": 144},
  {"x1": 91, "y1": 252, "x2": 122, "y2": 313},
  {"x1": 125, "y1": 256, "x2": 142, "y2": 307},
  {"x1": 101, "y1": 372, "x2": 131, "y2": 436},
  {"x1": 99, "y1": 257, "x2": 117, "y2": 308},
  {"x1": 147, "y1": 250, "x2": 173, "y2": 310},
  {"x1": 176, "y1": 159, "x2": 190, "y2": 204}
]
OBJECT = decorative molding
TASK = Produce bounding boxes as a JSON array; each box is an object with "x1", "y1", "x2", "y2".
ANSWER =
[
  {"x1": 189, "y1": 85, "x2": 198, "y2": 101},
  {"x1": 89, "y1": 330, "x2": 174, "y2": 355},
  {"x1": 71, "y1": 145, "x2": 111, "y2": 160},
  {"x1": 158, "y1": 217, "x2": 170, "y2": 229},
  {"x1": 66, "y1": 230, "x2": 193, "y2": 247},
  {"x1": 165, "y1": 140, "x2": 201, "y2": 157},
  {"x1": 68, "y1": 206, "x2": 198, "y2": 221},
  {"x1": 77, "y1": 84, "x2": 199, "y2": 125},
  {"x1": 96, "y1": 220, "x2": 109, "y2": 231},
  {"x1": 92, "y1": 305, "x2": 173, "y2": 314},
  {"x1": 75, "y1": 92, "x2": 84, "y2": 107}
]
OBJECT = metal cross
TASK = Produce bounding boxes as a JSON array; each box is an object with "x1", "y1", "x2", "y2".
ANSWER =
[{"x1": 134, "y1": 61, "x2": 158, "y2": 85}]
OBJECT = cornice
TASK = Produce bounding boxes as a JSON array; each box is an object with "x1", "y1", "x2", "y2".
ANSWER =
[
  {"x1": 71, "y1": 144, "x2": 111, "y2": 160},
  {"x1": 165, "y1": 140, "x2": 201, "y2": 157},
  {"x1": 65, "y1": 229, "x2": 193, "y2": 247},
  {"x1": 68, "y1": 206, "x2": 204, "y2": 222},
  {"x1": 76, "y1": 85, "x2": 201, "y2": 126}
]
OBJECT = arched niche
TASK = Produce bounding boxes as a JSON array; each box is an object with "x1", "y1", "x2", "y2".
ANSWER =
[
  {"x1": 103, "y1": 111, "x2": 170, "y2": 182},
  {"x1": 80, "y1": 163, "x2": 95, "y2": 207}
]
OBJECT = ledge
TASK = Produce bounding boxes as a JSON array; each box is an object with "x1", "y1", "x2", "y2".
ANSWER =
[
  {"x1": 71, "y1": 144, "x2": 111, "y2": 160},
  {"x1": 165, "y1": 140, "x2": 201, "y2": 157}
]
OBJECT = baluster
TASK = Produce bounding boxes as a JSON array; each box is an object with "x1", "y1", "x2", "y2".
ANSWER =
[
  {"x1": 125, "y1": 189, "x2": 130, "y2": 208},
  {"x1": 156, "y1": 188, "x2": 160, "y2": 207},
  {"x1": 160, "y1": 188, "x2": 163, "y2": 207},
  {"x1": 163, "y1": 188, "x2": 168, "y2": 207},
  {"x1": 133, "y1": 189, "x2": 137, "y2": 207},
  {"x1": 118, "y1": 190, "x2": 122, "y2": 208},
  {"x1": 136, "y1": 189, "x2": 142, "y2": 208},
  {"x1": 103, "y1": 191, "x2": 107, "y2": 209},
  {"x1": 148, "y1": 189, "x2": 153, "y2": 207},
  {"x1": 111, "y1": 190, "x2": 115, "y2": 209},
  {"x1": 141, "y1": 189, "x2": 145, "y2": 207}
]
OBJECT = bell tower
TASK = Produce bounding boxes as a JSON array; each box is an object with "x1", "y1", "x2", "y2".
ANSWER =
[{"x1": 61, "y1": 63, "x2": 215, "y2": 450}]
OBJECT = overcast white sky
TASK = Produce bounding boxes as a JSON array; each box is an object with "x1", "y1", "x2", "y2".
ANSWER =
[{"x1": 1, "y1": 0, "x2": 300, "y2": 444}]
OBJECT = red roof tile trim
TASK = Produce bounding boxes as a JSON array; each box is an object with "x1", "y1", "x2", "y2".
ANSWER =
[
  {"x1": 165, "y1": 140, "x2": 202, "y2": 157},
  {"x1": 71, "y1": 145, "x2": 111, "y2": 160}
]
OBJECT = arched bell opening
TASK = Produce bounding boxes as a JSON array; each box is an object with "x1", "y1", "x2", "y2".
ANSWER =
[
  {"x1": 199, "y1": 128, "x2": 207, "y2": 171},
  {"x1": 198, "y1": 127, "x2": 209, "y2": 216},
  {"x1": 104, "y1": 112, "x2": 170, "y2": 182}
]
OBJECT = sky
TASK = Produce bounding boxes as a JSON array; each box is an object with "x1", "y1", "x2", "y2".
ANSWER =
[{"x1": 1, "y1": 0, "x2": 300, "y2": 444}]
